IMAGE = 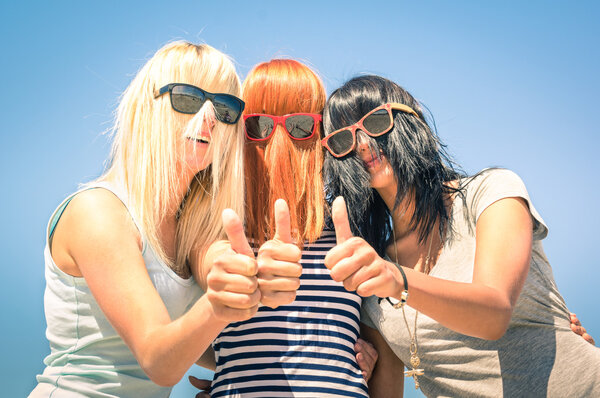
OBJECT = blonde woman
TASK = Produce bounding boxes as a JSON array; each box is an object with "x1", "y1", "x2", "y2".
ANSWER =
[{"x1": 29, "y1": 41, "x2": 259, "y2": 398}]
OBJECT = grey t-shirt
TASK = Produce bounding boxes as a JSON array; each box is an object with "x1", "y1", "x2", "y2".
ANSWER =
[{"x1": 362, "y1": 169, "x2": 600, "y2": 397}]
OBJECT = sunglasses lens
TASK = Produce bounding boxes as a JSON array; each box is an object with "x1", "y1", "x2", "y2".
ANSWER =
[
  {"x1": 171, "y1": 85, "x2": 205, "y2": 114},
  {"x1": 285, "y1": 115, "x2": 316, "y2": 139},
  {"x1": 213, "y1": 95, "x2": 243, "y2": 124},
  {"x1": 245, "y1": 116, "x2": 274, "y2": 140},
  {"x1": 363, "y1": 108, "x2": 392, "y2": 135},
  {"x1": 326, "y1": 129, "x2": 354, "y2": 156}
]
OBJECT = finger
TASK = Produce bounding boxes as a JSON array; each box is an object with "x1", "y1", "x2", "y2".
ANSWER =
[
  {"x1": 257, "y1": 258, "x2": 303, "y2": 278},
  {"x1": 189, "y1": 375, "x2": 211, "y2": 391},
  {"x1": 258, "y1": 276, "x2": 301, "y2": 292},
  {"x1": 209, "y1": 272, "x2": 258, "y2": 294},
  {"x1": 341, "y1": 260, "x2": 380, "y2": 292},
  {"x1": 273, "y1": 199, "x2": 293, "y2": 243},
  {"x1": 332, "y1": 196, "x2": 353, "y2": 244},
  {"x1": 222, "y1": 208, "x2": 254, "y2": 257},
  {"x1": 208, "y1": 289, "x2": 261, "y2": 310},
  {"x1": 356, "y1": 351, "x2": 366, "y2": 368},
  {"x1": 356, "y1": 353, "x2": 372, "y2": 381},
  {"x1": 261, "y1": 291, "x2": 297, "y2": 308},
  {"x1": 329, "y1": 256, "x2": 364, "y2": 285},
  {"x1": 571, "y1": 323, "x2": 583, "y2": 335},
  {"x1": 324, "y1": 238, "x2": 357, "y2": 270},
  {"x1": 217, "y1": 252, "x2": 258, "y2": 277},
  {"x1": 355, "y1": 276, "x2": 386, "y2": 298},
  {"x1": 357, "y1": 338, "x2": 378, "y2": 362},
  {"x1": 583, "y1": 333, "x2": 595, "y2": 346},
  {"x1": 258, "y1": 241, "x2": 302, "y2": 263},
  {"x1": 570, "y1": 313, "x2": 581, "y2": 326}
]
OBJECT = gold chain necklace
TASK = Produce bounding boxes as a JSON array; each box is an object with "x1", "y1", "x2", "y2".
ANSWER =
[{"x1": 391, "y1": 228, "x2": 434, "y2": 390}]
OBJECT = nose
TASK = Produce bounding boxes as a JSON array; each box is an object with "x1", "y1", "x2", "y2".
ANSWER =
[
  {"x1": 355, "y1": 130, "x2": 370, "y2": 153},
  {"x1": 206, "y1": 117, "x2": 216, "y2": 129},
  {"x1": 202, "y1": 106, "x2": 217, "y2": 130}
]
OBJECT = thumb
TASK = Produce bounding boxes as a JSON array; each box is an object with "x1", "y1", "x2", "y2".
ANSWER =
[
  {"x1": 332, "y1": 196, "x2": 353, "y2": 244},
  {"x1": 222, "y1": 208, "x2": 254, "y2": 257},
  {"x1": 273, "y1": 198, "x2": 293, "y2": 243}
]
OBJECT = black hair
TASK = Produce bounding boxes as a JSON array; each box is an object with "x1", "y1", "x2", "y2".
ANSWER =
[{"x1": 323, "y1": 75, "x2": 465, "y2": 255}]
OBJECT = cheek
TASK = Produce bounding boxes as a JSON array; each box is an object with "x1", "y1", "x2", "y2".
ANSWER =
[{"x1": 182, "y1": 140, "x2": 212, "y2": 170}]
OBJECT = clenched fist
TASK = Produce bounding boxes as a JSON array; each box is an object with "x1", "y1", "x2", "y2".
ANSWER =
[
  {"x1": 257, "y1": 199, "x2": 302, "y2": 309},
  {"x1": 206, "y1": 208, "x2": 261, "y2": 322}
]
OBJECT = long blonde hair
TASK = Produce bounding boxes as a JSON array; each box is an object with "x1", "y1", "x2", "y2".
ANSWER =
[{"x1": 97, "y1": 41, "x2": 245, "y2": 275}]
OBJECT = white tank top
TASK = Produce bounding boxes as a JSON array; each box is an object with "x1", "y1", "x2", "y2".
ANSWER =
[{"x1": 29, "y1": 181, "x2": 203, "y2": 398}]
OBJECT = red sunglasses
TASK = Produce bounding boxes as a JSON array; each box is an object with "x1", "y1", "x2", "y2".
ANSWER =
[
  {"x1": 321, "y1": 103, "x2": 418, "y2": 158},
  {"x1": 244, "y1": 113, "x2": 322, "y2": 141}
]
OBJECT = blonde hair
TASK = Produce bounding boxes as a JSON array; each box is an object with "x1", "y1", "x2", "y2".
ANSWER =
[{"x1": 97, "y1": 41, "x2": 244, "y2": 275}]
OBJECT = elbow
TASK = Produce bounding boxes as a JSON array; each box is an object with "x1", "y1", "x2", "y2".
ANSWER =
[
  {"x1": 139, "y1": 357, "x2": 183, "y2": 387},
  {"x1": 482, "y1": 324, "x2": 509, "y2": 341},
  {"x1": 479, "y1": 304, "x2": 513, "y2": 341},
  {"x1": 143, "y1": 367, "x2": 182, "y2": 387}
]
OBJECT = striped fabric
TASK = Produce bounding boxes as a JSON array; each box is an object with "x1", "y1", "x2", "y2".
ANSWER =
[{"x1": 210, "y1": 230, "x2": 369, "y2": 398}]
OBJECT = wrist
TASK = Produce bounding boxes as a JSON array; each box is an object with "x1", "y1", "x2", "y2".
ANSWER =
[
  {"x1": 390, "y1": 263, "x2": 409, "y2": 308},
  {"x1": 199, "y1": 294, "x2": 230, "y2": 329}
]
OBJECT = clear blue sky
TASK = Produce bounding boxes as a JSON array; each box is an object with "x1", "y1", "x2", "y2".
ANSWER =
[{"x1": 2, "y1": 1, "x2": 598, "y2": 397}]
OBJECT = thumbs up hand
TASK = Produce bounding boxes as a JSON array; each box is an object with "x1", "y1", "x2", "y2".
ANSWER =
[
  {"x1": 256, "y1": 199, "x2": 303, "y2": 309},
  {"x1": 205, "y1": 209, "x2": 261, "y2": 322},
  {"x1": 325, "y1": 197, "x2": 406, "y2": 299}
]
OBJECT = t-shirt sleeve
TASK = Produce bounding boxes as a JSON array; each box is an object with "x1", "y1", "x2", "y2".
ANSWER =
[{"x1": 468, "y1": 169, "x2": 548, "y2": 240}]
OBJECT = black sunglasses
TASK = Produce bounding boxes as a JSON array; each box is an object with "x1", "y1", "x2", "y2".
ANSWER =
[{"x1": 154, "y1": 83, "x2": 245, "y2": 125}]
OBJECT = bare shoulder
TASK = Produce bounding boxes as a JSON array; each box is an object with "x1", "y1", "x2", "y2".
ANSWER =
[
  {"x1": 65, "y1": 188, "x2": 139, "y2": 238},
  {"x1": 51, "y1": 188, "x2": 142, "y2": 276}
]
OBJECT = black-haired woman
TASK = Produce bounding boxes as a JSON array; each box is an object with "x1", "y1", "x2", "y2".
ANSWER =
[{"x1": 321, "y1": 75, "x2": 600, "y2": 397}]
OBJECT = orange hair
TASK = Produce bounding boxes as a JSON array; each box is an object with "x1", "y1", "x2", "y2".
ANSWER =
[{"x1": 242, "y1": 59, "x2": 326, "y2": 244}]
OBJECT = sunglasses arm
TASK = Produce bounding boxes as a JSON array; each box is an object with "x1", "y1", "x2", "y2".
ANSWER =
[{"x1": 153, "y1": 85, "x2": 173, "y2": 99}]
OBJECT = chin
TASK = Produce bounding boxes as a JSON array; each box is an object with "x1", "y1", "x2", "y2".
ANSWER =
[
  {"x1": 368, "y1": 168, "x2": 394, "y2": 189},
  {"x1": 185, "y1": 159, "x2": 212, "y2": 174}
]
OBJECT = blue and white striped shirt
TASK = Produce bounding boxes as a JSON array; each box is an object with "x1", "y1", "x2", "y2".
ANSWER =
[{"x1": 210, "y1": 230, "x2": 369, "y2": 398}]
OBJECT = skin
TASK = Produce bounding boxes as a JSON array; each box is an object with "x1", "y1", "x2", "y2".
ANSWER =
[
  {"x1": 198, "y1": 199, "x2": 302, "y2": 309},
  {"x1": 192, "y1": 198, "x2": 379, "y2": 395},
  {"x1": 328, "y1": 135, "x2": 594, "y2": 396},
  {"x1": 326, "y1": 143, "x2": 532, "y2": 340},
  {"x1": 49, "y1": 104, "x2": 259, "y2": 387}
]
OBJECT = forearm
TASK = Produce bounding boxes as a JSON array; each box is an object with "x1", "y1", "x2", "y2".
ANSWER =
[
  {"x1": 362, "y1": 324, "x2": 404, "y2": 398},
  {"x1": 134, "y1": 295, "x2": 227, "y2": 386},
  {"x1": 397, "y1": 268, "x2": 513, "y2": 340}
]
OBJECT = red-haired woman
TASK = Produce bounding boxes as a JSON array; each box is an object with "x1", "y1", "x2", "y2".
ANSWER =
[{"x1": 195, "y1": 59, "x2": 374, "y2": 398}]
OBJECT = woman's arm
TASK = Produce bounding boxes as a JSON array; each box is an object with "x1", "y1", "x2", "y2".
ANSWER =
[
  {"x1": 54, "y1": 190, "x2": 259, "y2": 386},
  {"x1": 326, "y1": 196, "x2": 532, "y2": 340},
  {"x1": 361, "y1": 323, "x2": 404, "y2": 398},
  {"x1": 399, "y1": 196, "x2": 532, "y2": 339}
]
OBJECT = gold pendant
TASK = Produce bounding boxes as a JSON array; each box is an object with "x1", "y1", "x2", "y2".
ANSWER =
[
  {"x1": 404, "y1": 353, "x2": 424, "y2": 389},
  {"x1": 404, "y1": 367, "x2": 425, "y2": 389}
]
